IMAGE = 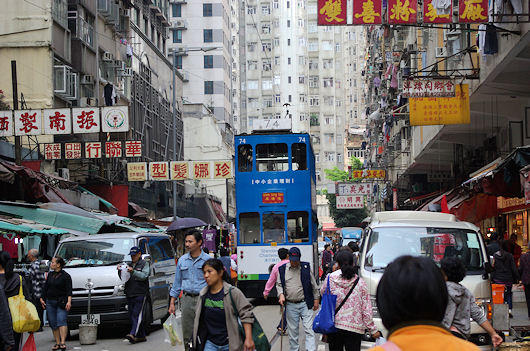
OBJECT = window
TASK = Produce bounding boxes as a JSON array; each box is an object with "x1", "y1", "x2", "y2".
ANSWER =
[
  {"x1": 147, "y1": 237, "x2": 175, "y2": 262},
  {"x1": 309, "y1": 76, "x2": 319, "y2": 88},
  {"x1": 288, "y1": 211, "x2": 309, "y2": 242},
  {"x1": 262, "y1": 59, "x2": 271, "y2": 71},
  {"x1": 309, "y1": 96, "x2": 319, "y2": 106},
  {"x1": 287, "y1": 0, "x2": 290, "y2": 7},
  {"x1": 299, "y1": 56, "x2": 305, "y2": 65},
  {"x1": 287, "y1": 38, "x2": 291, "y2": 46},
  {"x1": 203, "y1": 29, "x2": 213, "y2": 42},
  {"x1": 315, "y1": 153, "x2": 320, "y2": 162},
  {"x1": 262, "y1": 24, "x2": 270, "y2": 34},
  {"x1": 292, "y1": 143, "x2": 307, "y2": 171},
  {"x1": 325, "y1": 152, "x2": 335, "y2": 162},
  {"x1": 261, "y1": 3, "x2": 271, "y2": 14},
  {"x1": 262, "y1": 41, "x2": 271, "y2": 51},
  {"x1": 172, "y1": 29, "x2": 182, "y2": 43},
  {"x1": 248, "y1": 80, "x2": 258, "y2": 90},
  {"x1": 175, "y1": 55, "x2": 182, "y2": 69},
  {"x1": 172, "y1": 3, "x2": 182, "y2": 17},
  {"x1": 308, "y1": 21, "x2": 317, "y2": 33},
  {"x1": 247, "y1": 6, "x2": 256, "y2": 14},
  {"x1": 275, "y1": 94, "x2": 281, "y2": 103},
  {"x1": 308, "y1": 59, "x2": 318, "y2": 70},
  {"x1": 298, "y1": 37, "x2": 306, "y2": 46},
  {"x1": 247, "y1": 60, "x2": 258, "y2": 70},
  {"x1": 274, "y1": 56, "x2": 280, "y2": 65},
  {"x1": 263, "y1": 96, "x2": 273, "y2": 107},
  {"x1": 262, "y1": 80, "x2": 272, "y2": 90},
  {"x1": 273, "y1": 38, "x2": 280, "y2": 47},
  {"x1": 204, "y1": 81, "x2": 214, "y2": 94},
  {"x1": 325, "y1": 116, "x2": 334, "y2": 125},
  {"x1": 274, "y1": 75, "x2": 280, "y2": 85},
  {"x1": 299, "y1": 75, "x2": 305, "y2": 84},
  {"x1": 239, "y1": 212, "x2": 260, "y2": 244},
  {"x1": 337, "y1": 153, "x2": 343, "y2": 163},
  {"x1": 323, "y1": 78, "x2": 333, "y2": 87},
  {"x1": 58, "y1": 238, "x2": 136, "y2": 266},
  {"x1": 299, "y1": 94, "x2": 306, "y2": 103},
  {"x1": 204, "y1": 55, "x2": 213, "y2": 68},
  {"x1": 263, "y1": 212, "x2": 285, "y2": 243},
  {"x1": 256, "y1": 143, "x2": 288, "y2": 172},
  {"x1": 247, "y1": 42, "x2": 257, "y2": 52},
  {"x1": 323, "y1": 59, "x2": 333, "y2": 69},
  {"x1": 288, "y1": 76, "x2": 291, "y2": 83},
  {"x1": 322, "y1": 40, "x2": 332, "y2": 50},
  {"x1": 238, "y1": 144, "x2": 253, "y2": 172},
  {"x1": 288, "y1": 57, "x2": 291, "y2": 65},
  {"x1": 203, "y1": 3, "x2": 213, "y2": 16},
  {"x1": 310, "y1": 113, "x2": 319, "y2": 126},
  {"x1": 273, "y1": 0, "x2": 279, "y2": 8},
  {"x1": 336, "y1": 133, "x2": 343, "y2": 144},
  {"x1": 288, "y1": 95, "x2": 292, "y2": 102},
  {"x1": 298, "y1": 18, "x2": 304, "y2": 27}
]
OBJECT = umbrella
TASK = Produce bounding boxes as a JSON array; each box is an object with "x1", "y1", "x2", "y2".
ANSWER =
[{"x1": 167, "y1": 217, "x2": 207, "y2": 232}]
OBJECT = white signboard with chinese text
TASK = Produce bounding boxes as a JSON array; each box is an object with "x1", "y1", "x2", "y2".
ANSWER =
[
  {"x1": 43, "y1": 108, "x2": 72, "y2": 135},
  {"x1": 128, "y1": 162, "x2": 148, "y2": 181},
  {"x1": 336, "y1": 195, "x2": 365, "y2": 209},
  {"x1": 150, "y1": 162, "x2": 169, "y2": 180},
  {"x1": 101, "y1": 106, "x2": 129, "y2": 132},
  {"x1": 72, "y1": 107, "x2": 100, "y2": 133},
  {"x1": 337, "y1": 183, "x2": 372, "y2": 196},
  {"x1": 14, "y1": 110, "x2": 42, "y2": 136},
  {"x1": 0, "y1": 111, "x2": 13, "y2": 137}
]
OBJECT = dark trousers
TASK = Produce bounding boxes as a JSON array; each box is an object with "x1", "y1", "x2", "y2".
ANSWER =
[
  {"x1": 328, "y1": 329, "x2": 363, "y2": 351},
  {"x1": 127, "y1": 295, "x2": 147, "y2": 338},
  {"x1": 524, "y1": 284, "x2": 530, "y2": 317},
  {"x1": 33, "y1": 297, "x2": 44, "y2": 330}
]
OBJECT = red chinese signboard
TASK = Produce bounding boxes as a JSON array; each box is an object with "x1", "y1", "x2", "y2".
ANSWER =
[
  {"x1": 423, "y1": 0, "x2": 452, "y2": 23},
  {"x1": 44, "y1": 144, "x2": 61, "y2": 160},
  {"x1": 388, "y1": 0, "x2": 417, "y2": 24},
  {"x1": 318, "y1": 0, "x2": 347, "y2": 25},
  {"x1": 353, "y1": 0, "x2": 382, "y2": 24},
  {"x1": 125, "y1": 141, "x2": 142, "y2": 157},
  {"x1": 105, "y1": 141, "x2": 123, "y2": 158},
  {"x1": 65, "y1": 143, "x2": 82, "y2": 159},
  {"x1": 458, "y1": 0, "x2": 488, "y2": 22},
  {"x1": 262, "y1": 192, "x2": 285, "y2": 204},
  {"x1": 43, "y1": 109, "x2": 71, "y2": 135}
]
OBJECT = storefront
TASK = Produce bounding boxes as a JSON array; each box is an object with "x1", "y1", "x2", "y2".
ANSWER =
[{"x1": 497, "y1": 196, "x2": 528, "y2": 249}]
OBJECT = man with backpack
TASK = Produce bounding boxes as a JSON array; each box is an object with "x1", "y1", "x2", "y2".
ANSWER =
[{"x1": 276, "y1": 247, "x2": 320, "y2": 351}]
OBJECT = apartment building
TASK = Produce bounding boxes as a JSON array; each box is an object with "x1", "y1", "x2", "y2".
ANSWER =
[{"x1": 168, "y1": 0, "x2": 240, "y2": 134}]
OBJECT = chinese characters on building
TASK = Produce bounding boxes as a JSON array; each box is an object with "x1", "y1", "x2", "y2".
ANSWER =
[
  {"x1": 351, "y1": 169, "x2": 386, "y2": 179},
  {"x1": 43, "y1": 141, "x2": 142, "y2": 160},
  {"x1": 124, "y1": 161, "x2": 233, "y2": 181},
  {"x1": 410, "y1": 84, "x2": 470, "y2": 126},
  {"x1": 403, "y1": 79, "x2": 456, "y2": 98},
  {"x1": 336, "y1": 195, "x2": 365, "y2": 209},
  {"x1": 336, "y1": 182, "x2": 373, "y2": 195}
]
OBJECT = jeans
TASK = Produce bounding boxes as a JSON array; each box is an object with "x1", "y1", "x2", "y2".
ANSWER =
[
  {"x1": 328, "y1": 329, "x2": 362, "y2": 351},
  {"x1": 494, "y1": 280, "x2": 513, "y2": 309},
  {"x1": 127, "y1": 295, "x2": 147, "y2": 338},
  {"x1": 204, "y1": 340, "x2": 229, "y2": 351},
  {"x1": 285, "y1": 301, "x2": 315, "y2": 351},
  {"x1": 46, "y1": 299, "x2": 68, "y2": 330},
  {"x1": 181, "y1": 294, "x2": 200, "y2": 351}
]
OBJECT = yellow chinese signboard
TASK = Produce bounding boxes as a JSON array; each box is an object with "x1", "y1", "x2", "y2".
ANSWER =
[
  {"x1": 351, "y1": 169, "x2": 386, "y2": 179},
  {"x1": 127, "y1": 162, "x2": 147, "y2": 181},
  {"x1": 410, "y1": 84, "x2": 470, "y2": 126}
]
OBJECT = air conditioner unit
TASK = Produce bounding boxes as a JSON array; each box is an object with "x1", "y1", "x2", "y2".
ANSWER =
[
  {"x1": 182, "y1": 72, "x2": 190, "y2": 81},
  {"x1": 435, "y1": 47, "x2": 447, "y2": 57},
  {"x1": 175, "y1": 20, "x2": 187, "y2": 28},
  {"x1": 58, "y1": 168, "x2": 70, "y2": 180},
  {"x1": 118, "y1": 68, "x2": 133, "y2": 77},
  {"x1": 120, "y1": 8, "x2": 130, "y2": 17},
  {"x1": 113, "y1": 59, "x2": 124, "y2": 68},
  {"x1": 80, "y1": 75, "x2": 93, "y2": 84},
  {"x1": 177, "y1": 47, "x2": 186, "y2": 52},
  {"x1": 102, "y1": 51, "x2": 114, "y2": 61},
  {"x1": 80, "y1": 97, "x2": 96, "y2": 107},
  {"x1": 67, "y1": 10, "x2": 78, "y2": 19}
]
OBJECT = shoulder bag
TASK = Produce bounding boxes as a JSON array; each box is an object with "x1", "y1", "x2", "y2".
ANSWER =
[{"x1": 8, "y1": 276, "x2": 40, "y2": 333}]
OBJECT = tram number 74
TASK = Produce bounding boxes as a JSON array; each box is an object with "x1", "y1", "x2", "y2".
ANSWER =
[{"x1": 298, "y1": 137, "x2": 306, "y2": 142}]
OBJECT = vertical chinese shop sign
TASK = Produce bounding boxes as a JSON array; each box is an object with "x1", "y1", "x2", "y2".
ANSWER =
[
  {"x1": 459, "y1": 0, "x2": 488, "y2": 22},
  {"x1": 388, "y1": 0, "x2": 417, "y2": 24},
  {"x1": 423, "y1": 0, "x2": 452, "y2": 23},
  {"x1": 353, "y1": 0, "x2": 382, "y2": 24},
  {"x1": 318, "y1": 0, "x2": 347, "y2": 24}
]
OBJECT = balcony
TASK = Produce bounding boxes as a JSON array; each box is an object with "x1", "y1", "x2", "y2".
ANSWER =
[
  {"x1": 68, "y1": 13, "x2": 94, "y2": 48},
  {"x1": 52, "y1": 0, "x2": 68, "y2": 28}
]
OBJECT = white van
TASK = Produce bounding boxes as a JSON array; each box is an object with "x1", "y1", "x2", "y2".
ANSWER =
[
  {"x1": 55, "y1": 233, "x2": 176, "y2": 330},
  {"x1": 360, "y1": 211, "x2": 493, "y2": 350}
]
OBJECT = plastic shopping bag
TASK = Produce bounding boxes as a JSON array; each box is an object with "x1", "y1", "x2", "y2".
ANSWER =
[
  {"x1": 163, "y1": 314, "x2": 183, "y2": 346},
  {"x1": 8, "y1": 277, "x2": 40, "y2": 333},
  {"x1": 375, "y1": 337, "x2": 387, "y2": 346},
  {"x1": 119, "y1": 263, "x2": 130, "y2": 283},
  {"x1": 22, "y1": 333, "x2": 37, "y2": 351}
]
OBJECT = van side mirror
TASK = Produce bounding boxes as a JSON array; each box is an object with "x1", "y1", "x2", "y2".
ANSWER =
[
  {"x1": 484, "y1": 262, "x2": 494, "y2": 274},
  {"x1": 142, "y1": 254, "x2": 152, "y2": 262}
]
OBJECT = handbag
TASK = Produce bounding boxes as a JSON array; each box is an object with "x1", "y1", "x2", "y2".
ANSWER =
[
  {"x1": 8, "y1": 276, "x2": 41, "y2": 333},
  {"x1": 313, "y1": 275, "x2": 359, "y2": 334},
  {"x1": 229, "y1": 288, "x2": 271, "y2": 351},
  {"x1": 57, "y1": 296, "x2": 68, "y2": 309}
]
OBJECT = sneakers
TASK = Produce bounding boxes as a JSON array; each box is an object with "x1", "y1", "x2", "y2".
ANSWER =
[
  {"x1": 125, "y1": 334, "x2": 136, "y2": 344},
  {"x1": 134, "y1": 337, "x2": 147, "y2": 343}
]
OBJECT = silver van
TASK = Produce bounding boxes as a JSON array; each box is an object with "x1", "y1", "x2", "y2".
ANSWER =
[
  {"x1": 360, "y1": 211, "x2": 493, "y2": 350},
  {"x1": 55, "y1": 233, "x2": 176, "y2": 330}
]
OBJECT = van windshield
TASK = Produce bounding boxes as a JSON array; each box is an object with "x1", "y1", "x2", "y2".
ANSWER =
[
  {"x1": 57, "y1": 239, "x2": 136, "y2": 267},
  {"x1": 364, "y1": 227, "x2": 484, "y2": 274}
]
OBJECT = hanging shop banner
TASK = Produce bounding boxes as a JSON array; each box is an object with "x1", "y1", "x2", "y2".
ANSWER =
[
  {"x1": 170, "y1": 161, "x2": 189, "y2": 180},
  {"x1": 44, "y1": 143, "x2": 61, "y2": 160},
  {"x1": 458, "y1": 0, "x2": 488, "y2": 23},
  {"x1": 336, "y1": 195, "x2": 365, "y2": 209},
  {"x1": 127, "y1": 162, "x2": 148, "y2": 182},
  {"x1": 72, "y1": 108, "x2": 100, "y2": 134},
  {"x1": 388, "y1": 0, "x2": 417, "y2": 24},
  {"x1": 351, "y1": 169, "x2": 386, "y2": 179},
  {"x1": 423, "y1": 0, "x2": 452, "y2": 23},
  {"x1": 14, "y1": 110, "x2": 42, "y2": 136},
  {"x1": 101, "y1": 106, "x2": 129, "y2": 132},
  {"x1": 318, "y1": 0, "x2": 347, "y2": 24},
  {"x1": 410, "y1": 84, "x2": 470, "y2": 126},
  {"x1": 105, "y1": 141, "x2": 123, "y2": 158},
  {"x1": 150, "y1": 162, "x2": 170, "y2": 181},
  {"x1": 403, "y1": 79, "x2": 456, "y2": 98},
  {"x1": 213, "y1": 161, "x2": 233, "y2": 179},
  {"x1": 353, "y1": 0, "x2": 382, "y2": 24},
  {"x1": 193, "y1": 162, "x2": 211, "y2": 179},
  {"x1": 65, "y1": 143, "x2": 82, "y2": 159},
  {"x1": 337, "y1": 182, "x2": 373, "y2": 195},
  {"x1": 85, "y1": 142, "x2": 102, "y2": 158},
  {"x1": 0, "y1": 111, "x2": 13, "y2": 137},
  {"x1": 43, "y1": 108, "x2": 72, "y2": 135},
  {"x1": 125, "y1": 141, "x2": 142, "y2": 157}
]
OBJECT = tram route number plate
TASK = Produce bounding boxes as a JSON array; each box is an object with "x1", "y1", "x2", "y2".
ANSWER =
[{"x1": 81, "y1": 314, "x2": 100, "y2": 325}]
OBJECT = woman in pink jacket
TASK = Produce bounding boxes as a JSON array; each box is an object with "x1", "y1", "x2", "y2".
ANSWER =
[{"x1": 320, "y1": 251, "x2": 381, "y2": 351}]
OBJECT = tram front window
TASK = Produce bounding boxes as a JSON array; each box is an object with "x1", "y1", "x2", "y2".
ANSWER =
[
  {"x1": 239, "y1": 212, "x2": 260, "y2": 244},
  {"x1": 288, "y1": 211, "x2": 309, "y2": 242},
  {"x1": 263, "y1": 212, "x2": 285, "y2": 243},
  {"x1": 238, "y1": 144, "x2": 253, "y2": 172},
  {"x1": 292, "y1": 143, "x2": 307, "y2": 171},
  {"x1": 256, "y1": 143, "x2": 288, "y2": 172}
]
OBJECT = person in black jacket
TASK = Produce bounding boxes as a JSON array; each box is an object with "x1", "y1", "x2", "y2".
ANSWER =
[
  {"x1": 40, "y1": 257, "x2": 72, "y2": 351},
  {"x1": 492, "y1": 240, "x2": 520, "y2": 316},
  {"x1": 0, "y1": 251, "x2": 30, "y2": 351}
]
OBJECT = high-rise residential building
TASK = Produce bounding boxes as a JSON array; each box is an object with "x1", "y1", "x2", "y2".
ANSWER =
[
  {"x1": 240, "y1": 0, "x2": 365, "y2": 224},
  {"x1": 168, "y1": 0, "x2": 241, "y2": 132}
]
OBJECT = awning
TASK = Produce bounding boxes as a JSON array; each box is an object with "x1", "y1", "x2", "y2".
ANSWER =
[
  {"x1": 128, "y1": 202, "x2": 148, "y2": 218},
  {"x1": 78, "y1": 186, "x2": 119, "y2": 214},
  {"x1": 209, "y1": 199, "x2": 226, "y2": 224},
  {"x1": 0, "y1": 220, "x2": 68, "y2": 235},
  {"x1": 404, "y1": 191, "x2": 443, "y2": 205},
  {"x1": 462, "y1": 157, "x2": 502, "y2": 186}
]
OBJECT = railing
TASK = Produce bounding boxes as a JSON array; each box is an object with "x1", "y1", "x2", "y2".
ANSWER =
[{"x1": 52, "y1": 0, "x2": 68, "y2": 28}]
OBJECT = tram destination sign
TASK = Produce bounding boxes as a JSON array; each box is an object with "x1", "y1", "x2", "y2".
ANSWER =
[{"x1": 336, "y1": 182, "x2": 372, "y2": 196}]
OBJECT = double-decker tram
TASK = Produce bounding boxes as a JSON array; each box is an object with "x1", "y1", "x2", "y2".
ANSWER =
[{"x1": 234, "y1": 131, "x2": 318, "y2": 297}]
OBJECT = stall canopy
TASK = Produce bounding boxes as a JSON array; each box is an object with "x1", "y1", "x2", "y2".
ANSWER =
[{"x1": 0, "y1": 220, "x2": 69, "y2": 235}]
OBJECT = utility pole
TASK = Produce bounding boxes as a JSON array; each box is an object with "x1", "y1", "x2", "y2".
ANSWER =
[
  {"x1": 172, "y1": 54, "x2": 177, "y2": 221},
  {"x1": 11, "y1": 60, "x2": 21, "y2": 165}
]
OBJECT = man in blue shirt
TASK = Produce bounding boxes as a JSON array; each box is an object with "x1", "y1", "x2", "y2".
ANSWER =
[{"x1": 168, "y1": 230, "x2": 211, "y2": 351}]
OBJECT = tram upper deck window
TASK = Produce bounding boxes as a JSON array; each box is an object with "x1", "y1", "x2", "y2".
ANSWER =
[
  {"x1": 256, "y1": 143, "x2": 288, "y2": 172},
  {"x1": 288, "y1": 211, "x2": 309, "y2": 242},
  {"x1": 263, "y1": 212, "x2": 285, "y2": 243},
  {"x1": 238, "y1": 144, "x2": 253, "y2": 172},
  {"x1": 239, "y1": 212, "x2": 260, "y2": 244},
  {"x1": 292, "y1": 143, "x2": 307, "y2": 171}
]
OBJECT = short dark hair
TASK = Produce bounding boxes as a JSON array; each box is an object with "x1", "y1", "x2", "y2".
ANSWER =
[
  {"x1": 440, "y1": 257, "x2": 466, "y2": 283},
  {"x1": 501, "y1": 239, "x2": 511, "y2": 252},
  {"x1": 324, "y1": 244, "x2": 330, "y2": 249},
  {"x1": 54, "y1": 256, "x2": 66, "y2": 269},
  {"x1": 186, "y1": 230, "x2": 203, "y2": 244},
  {"x1": 0, "y1": 251, "x2": 14, "y2": 279},
  {"x1": 278, "y1": 248, "x2": 289, "y2": 260},
  {"x1": 347, "y1": 241, "x2": 359, "y2": 252},
  {"x1": 376, "y1": 256, "x2": 448, "y2": 330}
]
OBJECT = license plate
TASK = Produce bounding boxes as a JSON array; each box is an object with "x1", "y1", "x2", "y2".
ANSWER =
[{"x1": 81, "y1": 314, "x2": 100, "y2": 325}]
